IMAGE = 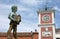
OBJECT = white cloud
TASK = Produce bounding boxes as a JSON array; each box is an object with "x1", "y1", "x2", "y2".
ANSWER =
[
  {"x1": 53, "y1": 6, "x2": 60, "y2": 11},
  {"x1": 18, "y1": 6, "x2": 31, "y2": 11},
  {"x1": 17, "y1": 21, "x2": 38, "y2": 32},
  {"x1": 19, "y1": 0, "x2": 52, "y2": 6},
  {"x1": 19, "y1": 0, "x2": 43, "y2": 6},
  {"x1": 0, "y1": 4, "x2": 11, "y2": 10},
  {"x1": 0, "y1": 4, "x2": 32, "y2": 12},
  {"x1": 0, "y1": 15, "x2": 9, "y2": 32}
]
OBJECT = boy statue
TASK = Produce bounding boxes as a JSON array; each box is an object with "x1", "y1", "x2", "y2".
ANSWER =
[{"x1": 7, "y1": 5, "x2": 21, "y2": 39}]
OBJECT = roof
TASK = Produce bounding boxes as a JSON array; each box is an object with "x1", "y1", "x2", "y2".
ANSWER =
[
  {"x1": 0, "y1": 32, "x2": 38, "y2": 37},
  {"x1": 56, "y1": 28, "x2": 60, "y2": 34}
]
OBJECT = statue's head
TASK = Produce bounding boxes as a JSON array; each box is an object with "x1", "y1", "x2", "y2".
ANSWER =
[{"x1": 11, "y1": 5, "x2": 17, "y2": 13}]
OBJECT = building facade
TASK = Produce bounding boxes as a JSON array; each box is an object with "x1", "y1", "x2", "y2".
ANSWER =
[
  {"x1": 0, "y1": 32, "x2": 38, "y2": 39},
  {"x1": 37, "y1": 6, "x2": 60, "y2": 39}
]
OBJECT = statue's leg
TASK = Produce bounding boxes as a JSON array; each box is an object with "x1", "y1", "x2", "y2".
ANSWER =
[
  {"x1": 13, "y1": 25, "x2": 17, "y2": 39},
  {"x1": 7, "y1": 24, "x2": 13, "y2": 39}
]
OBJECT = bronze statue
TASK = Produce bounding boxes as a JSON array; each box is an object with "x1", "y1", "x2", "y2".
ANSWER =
[{"x1": 7, "y1": 5, "x2": 21, "y2": 39}]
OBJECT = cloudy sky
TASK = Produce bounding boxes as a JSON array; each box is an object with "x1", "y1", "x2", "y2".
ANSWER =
[{"x1": 0, "y1": 0, "x2": 60, "y2": 32}]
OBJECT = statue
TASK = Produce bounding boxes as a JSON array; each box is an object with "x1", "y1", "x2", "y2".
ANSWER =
[{"x1": 7, "y1": 5, "x2": 21, "y2": 39}]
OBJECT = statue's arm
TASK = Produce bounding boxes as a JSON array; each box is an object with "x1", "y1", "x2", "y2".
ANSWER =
[{"x1": 8, "y1": 13, "x2": 16, "y2": 21}]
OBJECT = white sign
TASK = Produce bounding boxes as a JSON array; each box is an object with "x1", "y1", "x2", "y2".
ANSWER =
[{"x1": 42, "y1": 31, "x2": 52, "y2": 37}]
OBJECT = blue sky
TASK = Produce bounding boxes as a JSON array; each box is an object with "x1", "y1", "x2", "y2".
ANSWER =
[{"x1": 0, "y1": 0, "x2": 60, "y2": 32}]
